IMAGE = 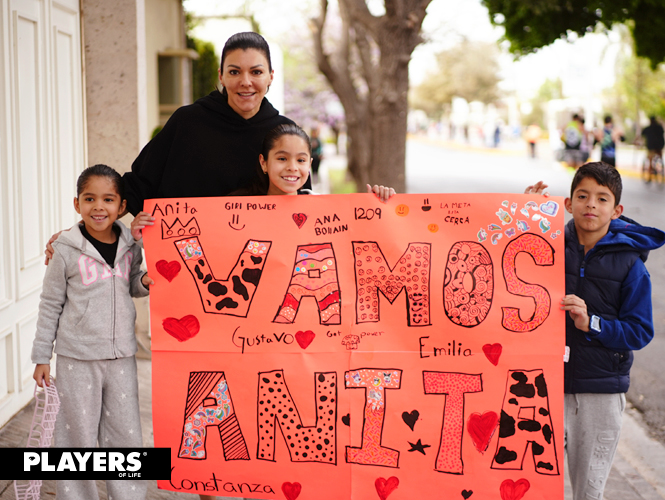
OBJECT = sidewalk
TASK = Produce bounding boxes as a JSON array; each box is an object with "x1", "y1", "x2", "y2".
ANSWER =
[{"x1": 1, "y1": 356, "x2": 664, "y2": 499}]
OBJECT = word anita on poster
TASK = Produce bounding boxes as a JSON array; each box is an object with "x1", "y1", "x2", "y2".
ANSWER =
[{"x1": 143, "y1": 192, "x2": 565, "y2": 500}]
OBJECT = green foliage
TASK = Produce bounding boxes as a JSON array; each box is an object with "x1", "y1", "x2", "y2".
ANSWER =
[
  {"x1": 536, "y1": 78, "x2": 563, "y2": 101},
  {"x1": 482, "y1": 0, "x2": 665, "y2": 68},
  {"x1": 410, "y1": 40, "x2": 502, "y2": 118},
  {"x1": 151, "y1": 126, "x2": 163, "y2": 139},
  {"x1": 619, "y1": 59, "x2": 663, "y2": 115},
  {"x1": 630, "y1": 0, "x2": 665, "y2": 70},
  {"x1": 187, "y1": 36, "x2": 220, "y2": 100},
  {"x1": 521, "y1": 78, "x2": 563, "y2": 127},
  {"x1": 606, "y1": 41, "x2": 665, "y2": 128}
]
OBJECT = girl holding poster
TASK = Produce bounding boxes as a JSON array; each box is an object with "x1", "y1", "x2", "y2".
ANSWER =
[
  {"x1": 234, "y1": 122, "x2": 394, "y2": 200},
  {"x1": 120, "y1": 31, "x2": 308, "y2": 218},
  {"x1": 131, "y1": 123, "x2": 395, "y2": 235}
]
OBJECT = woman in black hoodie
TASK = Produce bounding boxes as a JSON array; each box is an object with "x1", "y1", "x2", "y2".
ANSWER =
[
  {"x1": 123, "y1": 31, "x2": 305, "y2": 217},
  {"x1": 131, "y1": 30, "x2": 292, "y2": 500}
]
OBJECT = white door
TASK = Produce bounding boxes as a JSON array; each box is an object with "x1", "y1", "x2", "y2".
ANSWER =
[{"x1": 0, "y1": 0, "x2": 85, "y2": 427}]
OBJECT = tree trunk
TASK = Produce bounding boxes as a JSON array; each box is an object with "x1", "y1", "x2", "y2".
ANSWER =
[
  {"x1": 312, "y1": 0, "x2": 430, "y2": 193},
  {"x1": 367, "y1": 29, "x2": 412, "y2": 191}
]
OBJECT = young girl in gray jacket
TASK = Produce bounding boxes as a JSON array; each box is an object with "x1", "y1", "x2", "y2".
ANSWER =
[{"x1": 32, "y1": 164, "x2": 153, "y2": 500}]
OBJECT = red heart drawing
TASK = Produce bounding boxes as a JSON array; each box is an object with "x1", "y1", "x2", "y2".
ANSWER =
[
  {"x1": 292, "y1": 213, "x2": 307, "y2": 229},
  {"x1": 295, "y1": 330, "x2": 315, "y2": 349},
  {"x1": 162, "y1": 315, "x2": 200, "y2": 342},
  {"x1": 500, "y1": 478, "x2": 530, "y2": 500},
  {"x1": 467, "y1": 411, "x2": 499, "y2": 453},
  {"x1": 482, "y1": 343, "x2": 502, "y2": 366},
  {"x1": 155, "y1": 259, "x2": 181, "y2": 282},
  {"x1": 282, "y1": 481, "x2": 302, "y2": 500},
  {"x1": 375, "y1": 476, "x2": 399, "y2": 500}
]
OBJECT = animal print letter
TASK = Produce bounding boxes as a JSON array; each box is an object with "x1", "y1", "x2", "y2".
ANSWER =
[{"x1": 491, "y1": 369, "x2": 559, "y2": 475}]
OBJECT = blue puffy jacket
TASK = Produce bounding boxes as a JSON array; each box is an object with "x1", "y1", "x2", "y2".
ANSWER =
[{"x1": 564, "y1": 216, "x2": 665, "y2": 394}]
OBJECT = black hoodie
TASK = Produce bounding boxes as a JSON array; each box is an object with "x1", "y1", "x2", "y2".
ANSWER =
[{"x1": 123, "y1": 90, "x2": 296, "y2": 215}]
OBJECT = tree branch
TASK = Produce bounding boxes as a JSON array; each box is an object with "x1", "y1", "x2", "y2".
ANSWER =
[
  {"x1": 353, "y1": 24, "x2": 379, "y2": 98},
  {"x1": 311, "y1": 0, "x2": 364, "y2": 127},
  {"x1": 311, "y1": 0, "x2": 335, "y2": 82},
  {"x1": 342, "y1": 0, "x2": 380, "y2": 38}
]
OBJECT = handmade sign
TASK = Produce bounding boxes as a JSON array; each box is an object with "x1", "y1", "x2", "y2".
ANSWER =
[{"x1": 143, "y1": 193, "x2": 565, "y2": 500}]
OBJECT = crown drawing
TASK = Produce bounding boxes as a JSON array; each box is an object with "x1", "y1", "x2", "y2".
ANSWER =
[{"x1": 161, "y1": 217, "x2": 201, "y2": 239}]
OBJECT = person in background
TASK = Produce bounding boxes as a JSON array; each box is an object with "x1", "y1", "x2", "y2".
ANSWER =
[
  {"x1": 310, "y1": 126, "x2": 324, "y2": 183},
  {"x1": 576, "y1": 116, "x2": 591, "y2": 164},
  {"x1": 525, "y1": 123, "x2": 542, "y2": 158},
  {"x1": 641, "y1": 116, "x2": 665, "y2": 174},
  {"x1": 562, "y1": 113, "x2": 583, "y2": 169},
  {"x1": 595, "y1": 115, "x2": 624, "y2": 167}
]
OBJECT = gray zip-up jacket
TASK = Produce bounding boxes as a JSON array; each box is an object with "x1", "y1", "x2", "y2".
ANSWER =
[{"x1": 31, "y1": 222, "x2": 149, "y2": 364}]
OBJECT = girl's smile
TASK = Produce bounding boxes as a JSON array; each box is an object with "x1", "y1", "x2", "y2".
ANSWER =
[
  {"x1": 261, "y1": 135, "x2": 312, "y2": 196},
  {"x1": 74, "y1": 176, "x2": 126, "y2": 243}
]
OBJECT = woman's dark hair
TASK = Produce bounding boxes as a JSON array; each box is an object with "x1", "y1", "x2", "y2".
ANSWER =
[
  {"x1": 76, "y1": 164, "x2": 124, "y2": 200},
  {"x1": 233, "y1": 124, "x2": 311, "y2": 196},
  {"x1": 220, "y1": 32, "x2": 272, "y2": 72},
  {"x1": 570, "y1": 161, "x2": 622, "y2": 205}
]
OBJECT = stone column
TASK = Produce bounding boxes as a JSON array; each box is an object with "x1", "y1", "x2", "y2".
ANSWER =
[{"x1": 81, "y1": 0, "x2": 148, "y2": 173}]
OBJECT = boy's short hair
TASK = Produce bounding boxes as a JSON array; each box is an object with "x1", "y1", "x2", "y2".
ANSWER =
[
  {"x1": 604, "y1": 115, "x2": 613, "y2": 124},
  {"x1": 570, "y1": 162, "x2": 622, "y2": 205}
]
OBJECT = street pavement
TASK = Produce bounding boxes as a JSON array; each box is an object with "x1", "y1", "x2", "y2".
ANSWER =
[{"x1": 1, "y1": 138, "x2": 664, "y2": 499}]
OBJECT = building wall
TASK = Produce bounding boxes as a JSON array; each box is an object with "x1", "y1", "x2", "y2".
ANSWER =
[
  {"x1": 145, "y1": 0, "x2": 187, "y2": 136},
  {"x1": 82, "y1": 0, "x2": 148, "y2": 172},
  {"x1": 0, "y1": 0, "x2": 85, "y2": 427}
]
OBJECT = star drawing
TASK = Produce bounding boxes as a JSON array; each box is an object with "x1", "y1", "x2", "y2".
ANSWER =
[{"x1": 407, "y1": 439, "x2": 431, "y2": 455}]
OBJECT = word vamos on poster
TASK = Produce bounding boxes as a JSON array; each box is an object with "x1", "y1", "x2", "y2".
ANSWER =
[{"x1": 143, "y1": 192, "x2": 565, "y2": 500}]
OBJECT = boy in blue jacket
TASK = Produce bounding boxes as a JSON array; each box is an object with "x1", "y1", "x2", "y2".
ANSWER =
[{"x1": 527, "y1": 162, "x2": 665, "y2": 500}]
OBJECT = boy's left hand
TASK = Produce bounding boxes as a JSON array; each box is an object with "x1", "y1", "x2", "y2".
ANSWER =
[
  {"x1": 524, "y1": 181, "x2": 550, "y2": 197},
  {"x1": 142, "y1": 273, "x2": 154, "y2": 288},
  {"x1": 560, "y1": 294, "x2": 589, "y2": 332},
  {"x1": 367, "y1": 184, "x2": 396, "y2": 203}
]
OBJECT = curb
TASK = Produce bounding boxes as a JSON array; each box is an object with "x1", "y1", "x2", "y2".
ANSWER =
[{"x1": 618, "y1": 406, "x2": 665, "y2": 498}]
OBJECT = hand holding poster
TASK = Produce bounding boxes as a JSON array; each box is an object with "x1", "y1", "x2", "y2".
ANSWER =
[{"x1": 143, "y1": 192, "x2": 565, "y2": 500}]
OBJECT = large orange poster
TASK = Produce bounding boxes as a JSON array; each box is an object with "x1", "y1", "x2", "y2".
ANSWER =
[{"x1": 143, "y1": 193, "x2": 565, "y2": 500}]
